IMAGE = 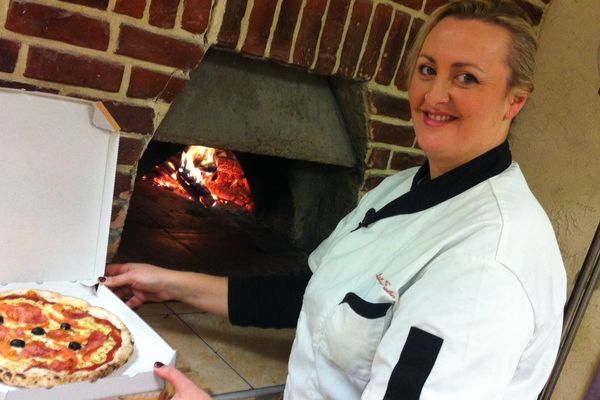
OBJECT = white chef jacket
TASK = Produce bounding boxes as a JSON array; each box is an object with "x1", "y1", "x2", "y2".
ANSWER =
[{"x1": 284, "y1": 161, "x2": 566, "y2": 400}]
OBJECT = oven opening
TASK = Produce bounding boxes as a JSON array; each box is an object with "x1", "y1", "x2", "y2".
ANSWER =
[
  {"x1": 113, "y1": 140, "x2": 318, "y2": 277},
  {"x1": 113, "y1": 49, "x2": 368, "y2": 277}
]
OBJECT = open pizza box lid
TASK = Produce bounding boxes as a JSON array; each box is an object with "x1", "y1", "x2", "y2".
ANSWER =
[{"x1": 0, "y1": 89, "x2": 175, "y2": 399}]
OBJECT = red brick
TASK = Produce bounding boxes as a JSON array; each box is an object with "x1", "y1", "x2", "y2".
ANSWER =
[
  {"x1": 362, "y1": 175, "x2": 386, "y2": 191},
  {"x1": 356, "y1": 3, "x2": 393, "y2": 80},
  {"x1": 117, "y1": 137, "x2": 146, "y2": 165},
  {"x1": 390, "y1": 152, "x2": 425, "y2": 170},
  {"x1": 0, "y1": 39, "x2": 20, "y2": 73},
  {"x1": 514, "y1": 0, "x2": 543, "y2": 25},
  {"x1": 182, "y1": 0, "x2": 212, "y2": 34},
  {"x1": 241, "y1": 0, "x2": 277, "y2": 56},
  {"x1": 114, "y1": 171, "x2": 134, "y2": 199},
  {"x1": 149, "y1": 0, "x2": 180, "y2": 28},
  {"x1": 6, "y1": 2, "x2": 109, "y2": 51},
  {"x1": 269, "y1": 0, "x2": 303, "y2": 62},
  {"x1": 217, "y1": 0, "x2": 248, "y2": 49},
  {"x1": 110, "y1": 204, "x2": 128, "y2": 230},
  {"x1": 313, "y1": 0, "x2": 351, "y2": 75},
  {"x1": 107, "y1": 235, "x2": 121, "y2": 260},
  {"x1": 60, "y1": 0, "x2": 108, "y2": 9},
  {"x1": 111, "y1": 205, "x2": 122, "y2": 222},
  {"x1": 25, "y1": 47, "x2": 123, "y2": 92},
  {"x1": 0, "y1": 80, "x2": 59, "y2": 94},
  {"x1": 368, "y1": 91, "x2": 412, "y2": 121},
  {"x1": 338, "y1": 0, "x2": 372, "y2": 78},
  {"x1": 369, "y1": 121, "x2": 415, "y2": 147},
  {"x1": 391, "y1": 0, "x2": 422, "y2": 10},
  {"x1": 395, "y1": 18, "x2": 423, "y2": 91},
  {"x1": 117, "y1": 25, "x2": 204, "y2": 69},
  {"x1": 292, "y1": 0, "x2": 327, "y2": 68},
  {"x1": 127, "y1": 67, "x2": 187, "y2": 102},
  {"x1": 367, "y1": 148, "x2": 390, "y2": 169},
  {"x1": 375, "y1": 10, "x2": 410, "y2": 85},
  {"x1": 103, "y1": 101, "x2": 155, "y2": 134},
  {"x1": 114, "y1": 0, "x2": 146, "y2": 18},
  {"x1": 424, "y1": 0, "x2": 448, "y2": 14}
]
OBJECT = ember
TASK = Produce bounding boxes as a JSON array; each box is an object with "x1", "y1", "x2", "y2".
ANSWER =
[{"x1": 142, "y1": 146, "x2": 254, "y2": 213}]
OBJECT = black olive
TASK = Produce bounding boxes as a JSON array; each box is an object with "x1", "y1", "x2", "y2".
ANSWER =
[
  {"x1": 68, "y1": 342, "x2": 81, "y2": 351},
  {"x1": 10, "y1": 339, "x2": 25, "y2": 348},
  {"x1": 60, "y1": 323, "x2": 72, "y2": 331},
  {"x1": 0, "y1": 316, "x2": 3, "y2": 324},
  {"x1": 31, "y1": 327, "x2": 46, "y2": 335}
]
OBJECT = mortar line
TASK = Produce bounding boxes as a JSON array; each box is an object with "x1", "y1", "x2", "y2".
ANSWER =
[
  {"x1": 288, "y1": 0, "x2": 308, "y2": 64},
  {"x1": 331, "y1": 0, "x2": 355, "y2": 74},
  {"x1": 264, "y1": 0, "x2": 284, "y2": 59},
  {"x1": 235, "y1": 0, "x2": 254, "y2": 52},
  {"x1": 309, "y1": 0, "x2": 332, "y2": 70}
]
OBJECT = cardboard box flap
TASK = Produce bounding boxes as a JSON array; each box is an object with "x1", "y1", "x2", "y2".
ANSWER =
[{"x1": 0, "y1": 89, "x2": 119, "y2": 284}]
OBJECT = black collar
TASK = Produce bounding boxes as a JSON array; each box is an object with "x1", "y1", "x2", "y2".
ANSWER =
[{"x1": 352, "y1": 140, "x2": 512, "y2": 231}]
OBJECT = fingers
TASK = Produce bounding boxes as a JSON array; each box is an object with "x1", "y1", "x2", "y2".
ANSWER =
[
  {"x1": 100, "y1": 270, "x2": 136, "y2": 290},
  {"x1": 112, "y1": 287, "x2": 133, "y2": 300},
  {"x1": 154, "y1": 363, "x2": 212, "y2": 400},
  {"x1": 154, "y1": 363, "x2": 189, "y2": 387},
  {"x1": 105, "y1": 263, "x2": 131, "y2": 277},
  {"x1": 126, "y1": 295, "x2": 144, "y2": 309}
]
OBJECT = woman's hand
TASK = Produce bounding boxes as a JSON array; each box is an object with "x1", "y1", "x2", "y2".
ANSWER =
[
  {"x1": 103, "y1": 263, "x2": 230, "y2": 318},
  {"x1": 102, "y1": 263, "x2": 179, "y2": 308},
  {"x1": 155, "y1": 362, "x2": 212, "y2": 400}
]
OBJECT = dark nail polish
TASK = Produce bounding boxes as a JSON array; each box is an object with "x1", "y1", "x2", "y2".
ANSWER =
[
  {"x1": 98, "y1": 276, "x2": 106, "y2": 283},
  {"x1": 154, "y1": 361, "x2": 165, "y2": 368}
]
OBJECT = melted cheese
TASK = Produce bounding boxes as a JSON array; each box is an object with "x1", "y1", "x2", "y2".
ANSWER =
[{"x1": 0, "y1": 296, "x2": 120, "y2": 372}]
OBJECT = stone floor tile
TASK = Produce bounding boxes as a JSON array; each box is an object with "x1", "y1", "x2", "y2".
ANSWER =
[
  {"x1": 165, "y1": 300, "x2": 202, "y2": 314},
  {"x1": 179, "y1": 313, "x2": 295, "y2": 388},
  {"x1": 134, "y1": 302, "x2": 172, "y2": 316},
  {"x1": 143, "y1": 314, "x2": 251, "y2": 394}
]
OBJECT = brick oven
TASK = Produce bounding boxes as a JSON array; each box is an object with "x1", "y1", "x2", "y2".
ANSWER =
[{"x1": 0, "y1": 0, "x2": 548, "y2": 259}]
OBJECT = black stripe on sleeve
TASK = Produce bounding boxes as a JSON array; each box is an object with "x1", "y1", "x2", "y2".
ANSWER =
[{"x1": 384, "y1": 326, "x2": 443, "y2": 400}]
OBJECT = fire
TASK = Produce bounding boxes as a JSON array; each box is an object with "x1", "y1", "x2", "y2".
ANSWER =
[
  {"x1": 143, "y1": 145, "x2": 254, "y2": 213},
  {"x1": 180, "y1": 146, "x2": 217, "y2": 185}
]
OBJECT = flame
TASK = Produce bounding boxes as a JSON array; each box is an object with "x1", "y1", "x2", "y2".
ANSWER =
[
  {"x1": 144, "y1": 145, "x2": 254, "y2": 212},
  {"x1": 179, "y1": 146, "x2": 217, "y2": 186}
]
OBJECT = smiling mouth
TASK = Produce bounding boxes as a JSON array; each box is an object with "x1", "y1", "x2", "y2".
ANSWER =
[{"x1": 425, "y1": 112, "x2": 457, "y2": 122}]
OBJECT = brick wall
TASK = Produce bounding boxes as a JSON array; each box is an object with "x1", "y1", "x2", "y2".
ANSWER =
[{"x1": 0, "y1": 0, "x2": 550, "y2": 258}]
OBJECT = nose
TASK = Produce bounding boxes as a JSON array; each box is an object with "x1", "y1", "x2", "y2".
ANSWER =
[{"x1": 424, "y1": 78, "x2": 451, "y2": 105}]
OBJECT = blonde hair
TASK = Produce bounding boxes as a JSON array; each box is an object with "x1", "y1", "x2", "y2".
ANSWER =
[{"x1": 404, "y1": 0, "x2": 538, "y2": 93}]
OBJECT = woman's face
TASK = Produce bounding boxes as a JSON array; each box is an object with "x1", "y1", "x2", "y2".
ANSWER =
[{"x1": 408, "y1": 17, "x2": 528, "y2": 178}]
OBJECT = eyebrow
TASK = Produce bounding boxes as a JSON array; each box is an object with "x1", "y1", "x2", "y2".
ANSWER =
[{"x1": 418, "y1": 54, "x2": 486, "y2": 74}]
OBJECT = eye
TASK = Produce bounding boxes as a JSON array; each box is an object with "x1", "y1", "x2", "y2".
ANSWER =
[
  {"x1": 457, "y1": 73, "x2": 479, "y2": 85},
  {"x1": 417, "y1": 64, "x2": 436, "y2": 76}
]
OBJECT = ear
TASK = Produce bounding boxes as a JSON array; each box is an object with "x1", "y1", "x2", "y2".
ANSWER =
[{"x1": 504, "y1": 89, "x2": 529, "y2": 120}]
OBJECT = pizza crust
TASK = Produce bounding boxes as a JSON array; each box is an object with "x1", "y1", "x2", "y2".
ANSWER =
[{"x1": 0, "y1": 289, "x2": 134, "y2": 388}]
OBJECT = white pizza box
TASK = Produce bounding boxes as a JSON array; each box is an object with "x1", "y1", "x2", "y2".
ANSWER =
[{"x1": 0, "y1": 88, "x2": 176, "y2": 400}]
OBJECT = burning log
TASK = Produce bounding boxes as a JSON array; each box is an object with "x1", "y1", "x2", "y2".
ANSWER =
[{"x1": 143, "y1": 145, "x2": 254, "y2": 213}]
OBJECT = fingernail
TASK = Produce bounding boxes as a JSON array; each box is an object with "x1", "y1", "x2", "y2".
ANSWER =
[
  {"x1": 98, "y1": 276, "x2": 107, "y2": 283},
  {"x1": 154, "y1": 361, "x2": 165, "y2": 368}
]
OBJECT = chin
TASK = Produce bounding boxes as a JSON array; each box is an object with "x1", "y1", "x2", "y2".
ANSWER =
[{"x1": 416, "y1": 135, "x2": 450, "y2": 156}]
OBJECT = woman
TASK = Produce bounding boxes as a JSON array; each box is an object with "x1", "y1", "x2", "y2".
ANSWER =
[{"x1": 104, "y1": 1, "x2": 566, "y2": 398}]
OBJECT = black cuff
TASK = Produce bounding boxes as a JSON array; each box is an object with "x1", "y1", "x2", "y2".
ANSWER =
[{"x1": 228, "y1": 271, "x2": 312, "y2": 329}]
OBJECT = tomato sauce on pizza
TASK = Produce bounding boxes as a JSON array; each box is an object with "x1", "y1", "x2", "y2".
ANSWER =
[{"x1": 0, "y1": 289, "x2": 133, "y2": 388}]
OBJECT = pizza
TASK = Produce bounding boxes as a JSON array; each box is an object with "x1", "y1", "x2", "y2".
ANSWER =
[{"x1": 0, "y1": 288, "x2": 133, "y2": 388}]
